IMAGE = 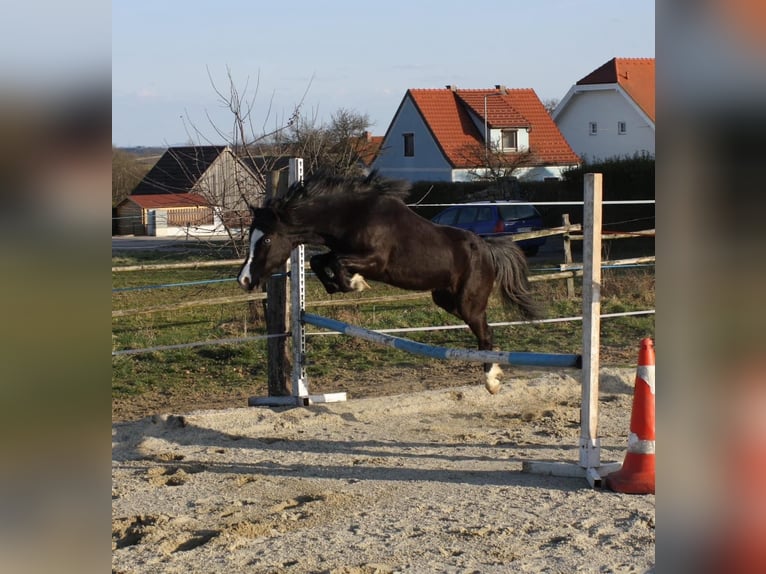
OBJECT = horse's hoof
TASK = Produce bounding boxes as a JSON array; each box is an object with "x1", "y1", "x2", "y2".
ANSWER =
[
  {"x1": 349, "y1": 273, "x2": 370, "y2": 291},
  {"x1": 484, "y1": 364, "x2": 503, "y2": 394},
  {"x1": 485, "y1": 380, "x2": 501, "y2": 395}
]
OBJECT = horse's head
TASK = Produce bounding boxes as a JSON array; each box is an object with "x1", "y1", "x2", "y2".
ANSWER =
[{"x1": 237, "y1": 207, "x2": 295, "y2": 291}]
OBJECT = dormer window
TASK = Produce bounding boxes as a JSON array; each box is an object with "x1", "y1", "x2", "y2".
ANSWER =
[{"x1": 501, "y1": 129, "x2": 518, "y2": 151}]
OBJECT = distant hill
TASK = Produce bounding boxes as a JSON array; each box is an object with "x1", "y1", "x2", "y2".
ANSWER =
[{"x1": 118, "y1": 146, "x2": 167, "y2": 158}]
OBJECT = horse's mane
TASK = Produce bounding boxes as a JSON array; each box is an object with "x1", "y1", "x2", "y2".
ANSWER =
[{"x1": 265, "y1": 170, "x2": 412, "y2": 214}]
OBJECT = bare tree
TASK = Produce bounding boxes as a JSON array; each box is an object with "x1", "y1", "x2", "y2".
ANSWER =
[
  {"x1": 456, "y1": 139, "x2": 538, "y2": 195},
  {"x1": 181, "y1": 69, "x2": 375, "y2": 252},
  {"x1": 289, "y1": 107, "x2": 372, "y2": 177},
  {"x1": 177, "y1": 68, "x2": 312, "y2": 254},
  {"x1": 542, "y1": 98, "x2": 560, "y2": 115}
]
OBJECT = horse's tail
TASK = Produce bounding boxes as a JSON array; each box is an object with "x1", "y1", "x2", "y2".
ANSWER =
[{"x1": 483, "y1": 236, "x2": 542, "y2": 319}]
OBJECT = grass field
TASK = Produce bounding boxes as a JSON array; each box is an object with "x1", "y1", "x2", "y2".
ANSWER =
[{"x1": 112, "y1": 245, "x2": 655, "y2": 405}]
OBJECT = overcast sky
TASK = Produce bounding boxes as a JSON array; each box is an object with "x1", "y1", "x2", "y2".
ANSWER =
[{"x1": 112, "y1": 0, "x2": 655, "y2": 147}]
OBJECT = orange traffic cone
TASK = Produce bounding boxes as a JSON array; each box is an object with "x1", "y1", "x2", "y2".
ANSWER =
[{"x1": 606, "y1": 338, "x2": 656, "y2": 494}]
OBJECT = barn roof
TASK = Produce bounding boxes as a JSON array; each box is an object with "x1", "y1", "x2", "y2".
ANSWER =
[{"x1": 131, "y1": 146, "x2": 227, "y2": 195}]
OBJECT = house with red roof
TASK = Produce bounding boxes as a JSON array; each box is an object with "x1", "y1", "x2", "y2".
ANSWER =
[
  {"x1": 552, "y1": 58, "x2": 655, "y2": 162},
  {"x1": 371, "y1": 86, "x2": 580, "y2": 183},
  {"x1": 114, "y1": 192, "x2": 212, "y2": 236}
]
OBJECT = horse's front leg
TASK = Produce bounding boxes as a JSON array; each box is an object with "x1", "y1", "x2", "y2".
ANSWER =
[
  {"x1": 309, "y1": 252, "x2": 342, "y2": 294},
  {"x1": 310, "y1": 252, "x2": 370, "y2": 293},
  {"x1": 315, "y1": 252, "x2": 378, "y2": 292},
  {"x1": 336, "y1": 252, "x2": 383, "y2": 280}
]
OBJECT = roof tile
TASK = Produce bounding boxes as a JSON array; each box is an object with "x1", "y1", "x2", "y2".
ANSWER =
[
  {"x1": 577, "y1": 58, "x2": 655, "y2": 121},
  {"x1": 408, "y1": 88, "x2": 579, "y2": 168}
]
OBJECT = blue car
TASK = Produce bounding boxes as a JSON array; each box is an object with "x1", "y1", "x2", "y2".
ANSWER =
[{"x1": 431, "y1": 201, "x2": 546, "y2": 256}]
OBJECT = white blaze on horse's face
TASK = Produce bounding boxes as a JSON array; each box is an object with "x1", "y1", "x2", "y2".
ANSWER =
[{"x1": 237, "y1": 228, "x2": 264, "y2": 290}]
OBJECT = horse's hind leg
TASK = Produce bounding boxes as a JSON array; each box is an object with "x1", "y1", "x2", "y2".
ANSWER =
[
  {"x1": 465, "y1": 314, "x2": 503, "y2": 395},
  {"x1": 433, "y1": 289, "x2": 502, "y2": 394},
  {"x1": 457, "y1": 282, "x2": 503, "y2": 395}
]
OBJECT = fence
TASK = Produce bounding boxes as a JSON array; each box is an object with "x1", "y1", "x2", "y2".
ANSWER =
[{"x1": 111, "y1": 168, "x2": 655, "y2": 487}]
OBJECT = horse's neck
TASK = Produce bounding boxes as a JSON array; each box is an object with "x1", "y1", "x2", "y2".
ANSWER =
[{"x1": 288, "y1": 203, "x2": 346, "y2": 246}]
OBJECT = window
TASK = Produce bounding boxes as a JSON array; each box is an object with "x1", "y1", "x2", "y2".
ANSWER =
[
  {"x1": 501, "y1": 129, "x2": 518, "y2": 151},
  {"x1": 589, "y1": 122, "x2": 598, "y2": 135},
  {"x1": 499, "y1": 204, "x2": 539, "y2": 220},
  {"x1": 476, "y1": 206, "x2": 493, "y2": 222},
  {"x1": 403, "y1": 133, "x2": 415, "y2": 157},
  {"x1": 456, "y1": 207, "x2": 478, "y2": 224},
  {"x1": 433, "y1": 209, "x2": 457, "y2": 225},
  {"x1": 618, "y1": 121, "x2": 627, "y2": 134}
]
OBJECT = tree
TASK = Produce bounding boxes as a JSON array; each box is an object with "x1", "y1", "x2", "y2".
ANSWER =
[
  {"x1": 289, "y1": 108, "x2": 372, "y2": 177},
  {"x1": 542, "y1": 98, "x2": 560, "y2": 115},
  {"x1": 181, "y1": 69, "x2": 375, "y2": 251},
  {"x1": 111, "y1": 147, "x2": 154, "y2": 207},
  {"x1": 455, "y1": 139, "x2": 537, "y2": 196}
]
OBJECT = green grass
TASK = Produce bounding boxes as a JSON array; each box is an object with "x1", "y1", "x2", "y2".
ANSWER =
[{"x1": 112, "y1": 249, "x2": 655, "y2": 401}]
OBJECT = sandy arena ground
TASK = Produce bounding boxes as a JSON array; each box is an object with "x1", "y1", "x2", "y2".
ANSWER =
[{"x1": 112, "y1": 367, "x2": 655, "y2": 573}]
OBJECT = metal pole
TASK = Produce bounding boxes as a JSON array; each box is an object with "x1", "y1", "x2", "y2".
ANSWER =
[{"x1": 288, "y1": 159, "x2": 309, "y2": 399}]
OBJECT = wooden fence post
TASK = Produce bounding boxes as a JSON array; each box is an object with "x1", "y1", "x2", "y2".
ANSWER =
[
  {"x1": 264, "y1": 169, "x2": 291, "y2": 396},
  {"x1": 562, "y1": 213, "x2": 575, "y2": 298}
]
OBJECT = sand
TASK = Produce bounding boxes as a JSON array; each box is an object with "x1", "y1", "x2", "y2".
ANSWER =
[{"x1": 112, "y1": 367, "x2": 655, "y2": 573}]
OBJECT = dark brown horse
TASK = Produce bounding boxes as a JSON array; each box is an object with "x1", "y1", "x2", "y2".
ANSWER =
[{"x1": 237, "y1": 171, "x2": 540, "y2": 393}]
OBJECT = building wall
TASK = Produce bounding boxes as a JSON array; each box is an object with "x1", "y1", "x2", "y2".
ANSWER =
[
  {"x1": 451, "y1": 164, "x2": 574, "y2": 183},
  {"x1": 115, "y1": 201, "x2": 144, "y2": 235},
  {"x1": 147, "y1": 208, "x2": 228, "y2": 238},
  {"x1": 555, "y1": 87, "x2": 655, "y2": 162},
  {"x1": 372, "y1": 96, "x2": 454, "y2": 182},
  {"x1": 193, "y1": 151, "x2": 262, "y2": 212}
]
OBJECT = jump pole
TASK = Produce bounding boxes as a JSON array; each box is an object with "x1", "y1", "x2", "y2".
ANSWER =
[
  {"x1": 249, "y1": 158, "x2": 347, "y2": 407},
  {"x1": 302, "y1": 313, "x2": 581, "y2": 368},
  {"x1": 522, "y1": 172, "x2": 622, "y2": 487}
]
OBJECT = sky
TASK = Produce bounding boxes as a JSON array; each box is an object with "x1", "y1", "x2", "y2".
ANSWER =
[{"x1": 112, "y1": 0, "x2": 655, "y2": 148}]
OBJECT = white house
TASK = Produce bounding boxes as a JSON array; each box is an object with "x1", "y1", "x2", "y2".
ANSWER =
[
  {"x1": 372, "y1": 86, "x2": 580, "y2": 183},
  {"x1": 553, "y1": 58, "x2": 655, "y2": 162}
]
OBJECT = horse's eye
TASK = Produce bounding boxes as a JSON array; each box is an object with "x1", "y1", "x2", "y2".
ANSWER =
[{"x1": 263, "y1": 237, "x2": 271, "y2": 245}]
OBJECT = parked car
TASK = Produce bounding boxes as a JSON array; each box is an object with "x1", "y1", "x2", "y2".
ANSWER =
[{"x1": 431, "y1": 201, "x2": 546, "y2": 256}]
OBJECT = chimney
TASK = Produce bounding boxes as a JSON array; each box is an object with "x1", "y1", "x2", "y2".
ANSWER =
[
  {"x1": 445, "y1": 84, "x2": 457, "y2": 91},
  {"x1": 495, "y1": 84, "x2": 507, "y2": 94}
]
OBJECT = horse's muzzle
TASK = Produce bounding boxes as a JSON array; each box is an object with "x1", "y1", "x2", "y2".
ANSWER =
[{"x1": 238, "y1": 276, "x2": 258, "y2": 292}]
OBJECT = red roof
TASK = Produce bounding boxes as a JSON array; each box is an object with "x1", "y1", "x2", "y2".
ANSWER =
[
  {"x1": 408, "y1": 87, "x2": 579, "y2": 167},
  {"x1": 355, "y1": 132, "x2": 385, "y2": 166},
  {"x1": 127, "y1": 193, "x2": 209, "y2": 209},
  {"x1": 577, "y1": 58, "x2": 655, "y2": 122}
]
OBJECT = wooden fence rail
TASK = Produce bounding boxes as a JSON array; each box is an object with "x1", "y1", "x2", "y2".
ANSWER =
[{"x1": 111, "y1": 223, "x2": 655, "y2": 319}]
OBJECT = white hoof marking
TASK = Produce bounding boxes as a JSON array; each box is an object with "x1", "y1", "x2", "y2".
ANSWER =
[
  {"x1": 350, "y1": 273, "x2": 370, "y2": 292},
  {"x1": 484, "y1": 363, "x2": 503, "y2": 394}
]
